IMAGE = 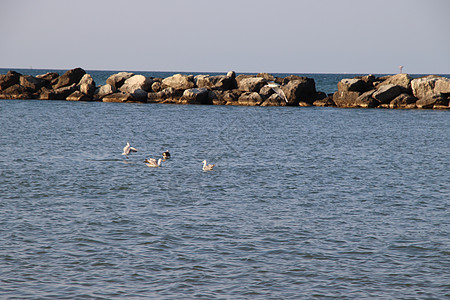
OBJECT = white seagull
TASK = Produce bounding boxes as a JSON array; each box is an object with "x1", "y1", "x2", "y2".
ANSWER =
[
  {"x1": 146, "y1": 158, "x2": 162, "y2": 168},
  {"x1": 122, "y1": 142, "x2": 138, "y2": 158},
  {"x1": 266, "y1": 81, "x2": 288, "y2": 103},
  {"x1": 202, "y1": 160, "x2": 215, "y2": 171}
]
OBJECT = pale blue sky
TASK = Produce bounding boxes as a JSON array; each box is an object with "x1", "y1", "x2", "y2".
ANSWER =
[{"x1": 1, "y1": 0, "x2": 449, "y2": 74}]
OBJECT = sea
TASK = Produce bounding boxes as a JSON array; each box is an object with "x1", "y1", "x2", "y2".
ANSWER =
[{"x1": 0, "y1": 69, "x2": 449, "y2": 299}]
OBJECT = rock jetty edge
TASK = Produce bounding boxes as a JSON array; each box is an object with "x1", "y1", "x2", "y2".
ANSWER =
[{"x1": 1, "y1": 68, "x2": 449, "y2": 109}]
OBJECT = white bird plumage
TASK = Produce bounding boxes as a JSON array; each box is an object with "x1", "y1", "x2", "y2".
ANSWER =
[
  {"x1": 122, "y1": 142, "x2": 138, "y2": 158},
  {"x1": 146, "y1": 158, "x2": 162, "y2": 168},
  {"x1": 266, "y1": 81, "x2": 288, "y2": 103},
  {"x1": 202, "y1": 160, "x2": 215, "y2": 171}
]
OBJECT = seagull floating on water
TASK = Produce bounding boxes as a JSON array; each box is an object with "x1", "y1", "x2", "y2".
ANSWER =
[
  {"x1": 202, "y1": 160, "x2": 215, "y2": 171},
  {"x1": 266, "y1": 81, "x2": 288, "y2": 103},
  {"x1": 145, "y1": 158, "x2": 162, "y2": 168},
  {"x1": 122, "y1": 142, "x2": 138, "y2": 158},
  {"x1": 162, "y1": 150, "x2": 171, "y2": 159}
]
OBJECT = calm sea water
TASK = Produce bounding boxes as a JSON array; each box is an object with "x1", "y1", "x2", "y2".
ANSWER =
[{"x1": 0, "y1": 99, "x2": 449, "y2": 299}]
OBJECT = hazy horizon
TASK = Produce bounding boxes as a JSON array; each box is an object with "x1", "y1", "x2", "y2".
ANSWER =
[{"x1": 1, "y1": 0, "x2": 449, "y2": 74}]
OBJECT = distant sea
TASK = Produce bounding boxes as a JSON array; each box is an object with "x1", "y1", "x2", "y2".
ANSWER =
[
  {"x1": 1, "y1": 68, "x2": 450, "y2": 95},
  {"x1": 0, "y1": 68, "x2": 449, "y2": 299}
]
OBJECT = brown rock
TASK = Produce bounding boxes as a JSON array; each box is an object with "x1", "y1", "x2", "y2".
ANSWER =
[
  {"x1": 66, "y1": 91, "x2": 92, "y2": 101},
  {"x1": 238, "y1": 92, "x2": 263, "y2": 106},
  {"x1": 53, "y1": 68, "x2": 86, "y2": 89},
  {"x1": 162, "y1": 74, "x2": 195, "y2": 90},
  {"x1": 372, "y1": 84, "x2": 402, "y2": 103},
  {"x1": 0, "y1": 71, "x2": 21, "y2": 91},
  {"x1": 389, "y1": 93, "x2": 417, "y2": 109},
  {"x1": 416, "y1": 94, "x2": 448, "y2": 109},
  {"x1": 333, "y1": 91, "x2": 361, "y2": 108}
]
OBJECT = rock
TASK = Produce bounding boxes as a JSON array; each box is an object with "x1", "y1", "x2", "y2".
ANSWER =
[
  {"x1": 151, "y1": 81, "x2": 162, "y2": 92},
  {"x1": 355, "y1": 90, "x2": 380, "y2": 108},
  {"x1": 416, "y1": 94, "x2": 448, "y2": 109},
  {"x1": 147, "y1": 87, "x2": 183, "y2": 103},
  {"x1": 181, "y1": 88, "x2": 210, "y2": 104},
  {"x1": 19, "y1": 75, "x2": 46, "y2": 92},
  {"x1": 94, "y1": 84, "x2": 115, "y2": 100},
  {"x1": 259, "y1": 85, "x2": 275, "y2": 99},
  {"x1": 257, "y1": 73, "x2": 275, "y2": 81},
  {"x1": 434, "y1": 77, "x2": 450, "y2": 94},
  {"x1": 261, "y1": 93, "x2": 287, "y2": 106},
  {"x1": 53, "y1": 67, "x2": 86, "y2": 89},
  {"x1": 378, "y1": 73, "x2": 412, "y2": 91},
  {"x1": 389, "y1": 93, "x2": 417, "y2": 109},
  {"x1": 102, "y1": 92, "x2": 134, "y2": 103},
  {"x1": 36, "y1": 72, "x2": 59, "y2": 84},
  {"x1": 78, "y1": 74, "x2": 96, "y2": 97},
  {"x1": 337, "y1": 78, "x2": 367, "y2": 92},
  {"x1": 66, "y1": 91, "x2": 91, "y2": 101},
  {"x1": 372, "y1": 84, "x2": 402, "y2": 103},
  {"x1": 411, "y1": 75, "x2": 440, "y2": 99},
  {"x1": 333, "y1": 91, "x2": 361, "y2": 108},
  {"x1": 195, "y1": 75, "x2": 236, "y2": 90},
  {"x1": 0, "y1": 84, "x2": 33, "y2": 99},
  {"x1": 39, "y1": 83, "x2": 77, "y2": 100},
  {"x1": 207, "y1": 90, "x2": 227, "y2": 105},
  {"x1": 281, "y1": 78, "x2": 316, "y2": 105},
  {"x1": 313, "y1": 96, "x2": 336, "y2": 107},
  {"x1": 106, "y1": 72, "x2": 135, "y2": 90},
  {"x1": 238, "y1": 92, "x2": 263, "y2": 106},
  {"x1": 227, "y1": 71, "x2": 236, "y2": 79},
  {"x1": 119, "y1": 75, "x2": 153, "y2": 93},
  {"x1": 162, "y1": 74, "x2": 195, "y2": 90},
  {"x1": 0, "y1": 70, "x2": 21, "y2": 91},
  {"x1": 237, "y1": 77, "x2": 267, "y2": 92}
]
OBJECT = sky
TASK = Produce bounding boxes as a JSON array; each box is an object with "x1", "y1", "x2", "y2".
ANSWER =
[{"x1": 1, "y1": 0, "x2": 449, "y2": 74}]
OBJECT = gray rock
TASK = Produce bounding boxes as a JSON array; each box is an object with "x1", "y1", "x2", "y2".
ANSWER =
[
  {"x1": 372, "y1": 84, "x2": 402, "y2": 103},
  {"x1": 102, "y1": 92, "x2": 134, "y2": 103},
  {"x1": 182, "y1": 88, "x2": 210, "y2": 104},
  {"x1": 0, "y1": 71, "x2": 21, "y2": 91},
  {"x1": 162, "y1": 74, "x2": 195, "y2": 90},
  {"x1": 337, "y1": 78, "x2": 367, "y2": 92},
  {"x1": 36, "y1": 72, "x2": 59, "y2": 84},
  {"x1": 261, "y1": 93, "x2": 287, "y2": 106},
  {"x1": 434, "y1": 77, "x2": 450, "y2": 94},
  {"x1": 355, "y1": 90, "x2": 380, "y2": 108},
  {"x1": 78, "y1": 74, "x2": 96, "y2": 97},
  {"x1": 378, "y1": 73, "x2": 412, "y2": 90},
  {"x1": 333, "y1": 91, "x2": 361, "y2": 108},
  {"x1": 411, "y1": 75, "x2": 440, "y2": 99},
  {"x1": 106, "y1": 72, "x2": 135, "y2": 90},
  {"x1": 416, "y1": 94, "x2": 448, "y2": 109},
  {"x1": 389, "y1": 93, "x2": 417, "y2": 109},
  {"x1": 195, "y1": 75, "x2": 236, "y2": 90},
  {"x1": 53, "y1": 68, "x2": 86, "y2": 89},
  {"x1": 238, "y1": 92, "x2": 263, "y2": 106},
  {"x1": 313, "y1": 96, "x2": 336, "y2": 107},
  {"x1": 237, "y1": 77, "x2": 267, "y2": 92},
  {"x1": 19, "y1": 75, "x2": 46, "y2": 92},
  {"x1": 119, "y1": 75, "x2": 153, "y2": 93},
  {"x1": 281, "y1": 78, "x2": 317, "y2": 105}
]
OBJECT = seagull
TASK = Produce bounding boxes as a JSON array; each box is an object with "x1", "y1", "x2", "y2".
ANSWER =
[
  {"x1": 146, "y1": 158, "x2": 162, "y2": 168},
  {"x1": 266, "y1": 81, "x2": 288, "y2": 103},
  {"x1": 202, "y1": 160, "x2": 215, "y2": 171},
  {"x1": 162, "y1": 150, "x2": 171, "y2": 159},
  {"x1": 122, "y1": 142, "x2": 138, "y2": 158}
]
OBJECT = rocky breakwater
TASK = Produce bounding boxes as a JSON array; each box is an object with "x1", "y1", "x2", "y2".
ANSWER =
[
  {"x1": 331, "y1": 74, "x2": 450, "y2": 109},
  {"x1": 0, "y1": 68, "x2": 326, "y2": 107}
]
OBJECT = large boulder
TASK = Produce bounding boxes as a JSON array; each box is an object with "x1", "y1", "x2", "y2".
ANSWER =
[
  {"x1": 39, "y1": 83, "x2": 77, "y2": 100},
  {"x1": 102, "y1": 92, "x2": 134, "y2": 103},
  {"x1": 237, "y1": 77, "x2": 267, "y2": 92},
  {"x1": 355, "y1": 90, "x2": 380, "y2": 108},
  {"x1": 94, "y1": 84, "x2": 116, "y2": 100},
  {"x1": 19, "y1": 75, "x2": 47, "y2": 92},
  {"x1": 119, "y1": 75, "x2": 153, "y2": 93},
  {"x1": 372, "y1": 84, "x2": 402, "y2": 103},
  {"x1": 78, "y1": 74, "x2": 96, "y2": 97},
  {"x1": 434, "y1": 77, "x2": 450, "y2": 94},
  {"x1": 416, "y1": 94, "x2": 449, "y2": 109},
  {"x1": 261, "y1": 93, "x2": 287, "y2": 106},
  {"x1": 333, "y1": 91, "x2": 361, "y2": 108},
  {"x1": 281, "y1": 78, "x2": 316, "y2": 105},
  {"x1": 36, "y1": 72, "x2": 59, "y2": 84},
  {"x1": 411, "y1": 75, "x2": 440, "y2": 99},
  {"x1": 378, "y1": 73, "x2": 412, "y2": 91},
  {"x1": 66, "y1": 91, "x2": 92, "y2": 101},
  {"x1": 195, "y1": 75, "x2": 236, "y2": 90},
  {"x1": 106, "y1": 72, "x2": 135, "y2": 90},
  {"x1": 0, "y1": 70, "x2": 21, "y2": 91},
  {"x1": 389, "y1": 93, "x2": 417, "y2": 109},
  {"x1": 238, "y1": 92, "x2": 263, "y2": 106},
  {"x1": 53, "y1": 67, "x2": 86, "y2": 89},
  {"x1": 337, "y1": 78, "x2": 367, "y2": 92},
  {"x1": 147, "y1": 87, "x2": 183, "y2": 103},
  {"x1": 181, "y1": 88, "x2": 210, "y2": 104},
  {"x1": 0, "y1": 84, "x2": 33, "y2": 99},
  {"x1": 162, "y1": 74, "x2": 195, "y2": 90}
]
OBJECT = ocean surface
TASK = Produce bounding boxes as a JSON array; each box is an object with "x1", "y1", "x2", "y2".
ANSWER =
[{"x1": 1, "y1": 71, "x2": 450, "y2": 299}]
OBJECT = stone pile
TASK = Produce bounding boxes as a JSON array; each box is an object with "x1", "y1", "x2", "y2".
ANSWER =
[
  {"x1": 329, "y1": 74, "x2": 450, "y2": 109},
  {"x1": 0, "y1": 67, "x2": 325, "y2": 107},
  {"x1": 1, "y1": 68, "x2": 449, "y2": 109}
]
